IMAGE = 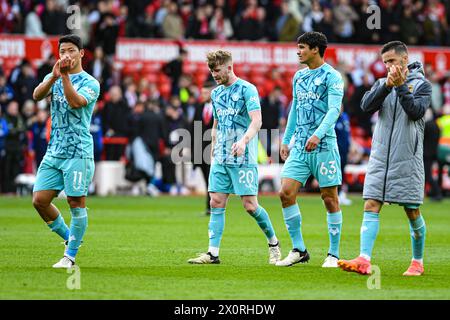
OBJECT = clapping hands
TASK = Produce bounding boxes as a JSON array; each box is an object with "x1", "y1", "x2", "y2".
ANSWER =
[{"x1": 386, "y1": 65, "x2": 407, "y2": 88}]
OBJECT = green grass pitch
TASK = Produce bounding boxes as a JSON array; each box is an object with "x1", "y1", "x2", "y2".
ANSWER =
[{"x1": 1, "y1": 195, "x2": 450, "y2": 299}]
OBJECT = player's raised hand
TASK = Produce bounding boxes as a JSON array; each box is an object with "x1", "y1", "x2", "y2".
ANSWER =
[
  {"x1": 386, "y1": 68, "x2": 395, "y2": 88},
  {"x1": 280, "y1": 144, "x2": 290, "y2": 161},
  {"x1": 231, "y1": 139, "x2": 246, "y2": 157},
  {"x1": 305, "y1": 135, "x2": 320, "y2": 152},
  {"x1": 51, "y1": 60, "x2": 61, "y2": 79},
  {"x1": 395, "y1": 65, "x2": 407, "y2": 86}
]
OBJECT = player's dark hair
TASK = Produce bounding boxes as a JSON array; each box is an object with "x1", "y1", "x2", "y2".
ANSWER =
[
  {"x1": 381, "y1": 41, "x2": 408, "y2": 55},
  {"x1": 297, "y1": 32, "x2": 328, "y2": 57},
  {"x1": 58, "y1": 34, "x2": 83, "y2": 50}
]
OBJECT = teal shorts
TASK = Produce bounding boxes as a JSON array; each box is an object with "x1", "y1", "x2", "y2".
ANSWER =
[
  {"x1": 208, "y1": 164, "x2": 258, "y2": 196},
  {"x1": 281, "y1": 147, "x2": 342, "y2": 188},
  {"x1": 33, "y1": 154, "x2": 95, "y2": 197},
  {"x1": 398, "y1": 203, "x2": 420, "y2": 209}
]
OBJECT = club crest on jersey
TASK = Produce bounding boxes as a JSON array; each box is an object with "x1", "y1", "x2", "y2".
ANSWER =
[
  {"x1": 314, "y1": 78, "x2": 322, "y2": 86},
  {"x1": 231, "y1": 93, "x2": 240, "y2": 102},
  {"x1": 408, "y1": 84, "x2": 414, "y2": 93}
]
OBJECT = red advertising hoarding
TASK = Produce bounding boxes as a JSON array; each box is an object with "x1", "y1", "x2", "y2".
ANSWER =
[{"x1": 1, "y1": 35, "x2": 449, "y2": 76}]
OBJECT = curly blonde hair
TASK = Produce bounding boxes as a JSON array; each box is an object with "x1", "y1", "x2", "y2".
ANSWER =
[{"x1": 206, "y1": 50, "x2": 233, "y2": 69}]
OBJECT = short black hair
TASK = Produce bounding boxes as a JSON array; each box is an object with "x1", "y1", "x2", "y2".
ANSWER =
[
  {"x1": 58, "y1": 34, "x2": 83, "y2": 50},
  {"x1": 297, "y1": 32, "x2": 328, "y2": 57},
  {"x1": 381, "y1": 41, "x2": 408, "y2": 55}
]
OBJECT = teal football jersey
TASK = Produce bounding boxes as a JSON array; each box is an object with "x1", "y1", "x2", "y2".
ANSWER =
[
  {"x1": 283, "y1": 63, "x2": 344, "y2": 153},
  {"x1": 44, "y1": 71, "x2": 100, "y2": 159},
  {"x1": 211, "y1": 78, "x2": 260, "y2": 167}
]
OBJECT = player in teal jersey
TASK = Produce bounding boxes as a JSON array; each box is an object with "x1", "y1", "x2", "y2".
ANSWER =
[
  {"x1": 188, "y1": 50, "x2": 281, "y2": 264},
  {"x1": 276, "y1": 32, "x2": 345, "y2": 267},
  {"x1": 32, "y1": 35, "x2": 100, "y2": 269}
]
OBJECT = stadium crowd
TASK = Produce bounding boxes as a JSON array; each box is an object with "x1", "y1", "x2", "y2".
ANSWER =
[
  {"x1": 1, "y1": 0, "x2": 450, "y2": 199},
  {"x1": 1, "y1": 0, "x2": 450, "y2": 46}
]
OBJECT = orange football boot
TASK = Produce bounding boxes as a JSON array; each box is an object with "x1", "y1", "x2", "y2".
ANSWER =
[
  {"x1": 338, "y1": 256, "x2": 372, "y2": 275},
  {"x1": 403, "y1": 260, "x2": 424, "y2": 276}
]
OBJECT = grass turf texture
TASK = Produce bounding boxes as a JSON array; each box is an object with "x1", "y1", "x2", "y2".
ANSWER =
[{"x1": 1, "y1": 195, "x2": 449, "y2": 300}]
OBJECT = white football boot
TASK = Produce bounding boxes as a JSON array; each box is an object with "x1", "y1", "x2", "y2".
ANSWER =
[
  {"x1": 275, "y1": 249, "x2": 310, "y2": 267},
  {"x1": 322, "y1": 255, "x2": 339, "y2": 268},
  {"x1": 53, "y1": 256, "x2": 75, "y2": 269}
]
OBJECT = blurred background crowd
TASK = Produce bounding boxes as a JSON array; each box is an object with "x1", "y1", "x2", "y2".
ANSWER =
[
  {"x1": 1, "y1": 0, "x2": 450, "y2": 201},
  {"x1": 1, "y1": 0, "x2": 450, "y2": 46}
]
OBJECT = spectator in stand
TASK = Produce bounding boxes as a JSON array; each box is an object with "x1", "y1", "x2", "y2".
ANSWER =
[
  {"x1": 443, "y1": 74, "x2": 450, "y2": 107},
  {"x1": 30, "y1": 108, "x2": 49, "y2": 169},
  {"x1": 185, "y1": 4, "x2": 213, "y2": 39},
  {"x1": 127, "y1": 100, "x2": 166, "y2": 196},
  {"x1": 87, "y1": 46, "x2": 113, "y2": 99},
  {"x1": 437, "y1": 104, "x2": 450, "y2": 195},
  {"x1": 162, "y1": 47, "x2": 188, "y2": 96},
  {"x1": 210, "y1": 7, "x2": 233, "y2": 40},
  {"x1": 425, "y1": 64, "x2": 444, "y2": 114},
  {"x1": 147, "y1": 82, "x2": 167, "y2": 108},
  {"x1": 37, "y1": 54, "x2": 56, "y2": 83},
  {"x1": 335, "y1": 107, "x2": 352, "y2": 206},
  {"x1": 15, "y1": 62, "x2": 39, "y2": 108},
  {"x1": 190, "y1": 81, "x2": 215, "y2": 215},
  {"x1": 102, "y1": 85, "x2": 130, "y2": 160},
  {"x1": 354, "y1": 0, "x2": 378, "y2": 44},
  {"x1": 423, "y1": 0, "x2": 448, "y2": 46},
  {"x1": 400, "y1": 4, "x2": 422, "y2": 45},
  {"x1": 261, "y1": 86, "x2": 284, "y2": 159},
  {"x1": 124, "y1": 82, "x2": 138, "y2": 108},
  {"x1": 380, "y1": 0, "x2": 402, "y2": 43},
  {"x1": 123, "y1": 0, "x2": 151, "y2": 37},
  {"x1": 22, "y1": 99, "x2": 37, "y2": 128},
  {"x1": 25, "y1": 3, "x2": 45, "y2": 37},
  {"x1": 349, "y1": 73, "x2": 374, "y2": 137},
  {"x1": 424, "y1": 107, "x2": 443, "y2": 201},
  {"x1": 95, "y1": 13, "x2": 119, "y2": 58},
  {"x1": 90, "y1": 105, "x2": 103, "y2": 163},
  {"x1": 0, "y1": 107, "x2": 8, "y2": 193},
  {"x1": 302, "y1": 0, "x2": 323, "y2": 33},
  {"x1": 2, "y1": 101, "x2": 26, "y2": 194},
  {"x1": 162, "y1": 1, "x2": 184, "y2": 40},
  {"x1": 162, "y1": 95, "x2": 187, "y2": 195},
  {"x1": 275, "y1": 1, "x2": 300, "y2": 42},
  {"x1": 333, "y1": 0, "x2": 359, "y2": 43},
  {"x1": 41, "y1": 0, "x2": 67, "y2": 35},
  {"x1": 71, "y1": 2, "x2": 92, "y2": 47},
  {"x1": 0, "y1": 75, "x2": 14, "y2": 111}
]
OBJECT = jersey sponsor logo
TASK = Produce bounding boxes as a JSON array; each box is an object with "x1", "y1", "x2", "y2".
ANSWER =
[
  {"x1": 297, "y1": 91, "x2": 320, "y2": 101},
  {"x1": 216, "y1": 108, "x2": 237, "y2": 116},
  {"x1": 53, "y1": 93, "x2": 67, "y2": 104}
]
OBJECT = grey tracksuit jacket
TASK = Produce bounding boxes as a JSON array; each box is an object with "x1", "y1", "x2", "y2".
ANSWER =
[{"x1": 361, "y1": 61, "x2": 432, "y2": 204}]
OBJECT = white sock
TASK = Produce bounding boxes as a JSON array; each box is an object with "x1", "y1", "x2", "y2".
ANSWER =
[
  {"x1": 360, "y1": 254, "x2": 371, "y2": 261},
  {"x1": 412, "y1": 258, "x2": 423, "y2": 264},
  {"x1": 208, "y1": 246, "x2": 219, "y2": 257},
  {"x1": 268, "y1": 236, "x2": 278, "y2": 246}
]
